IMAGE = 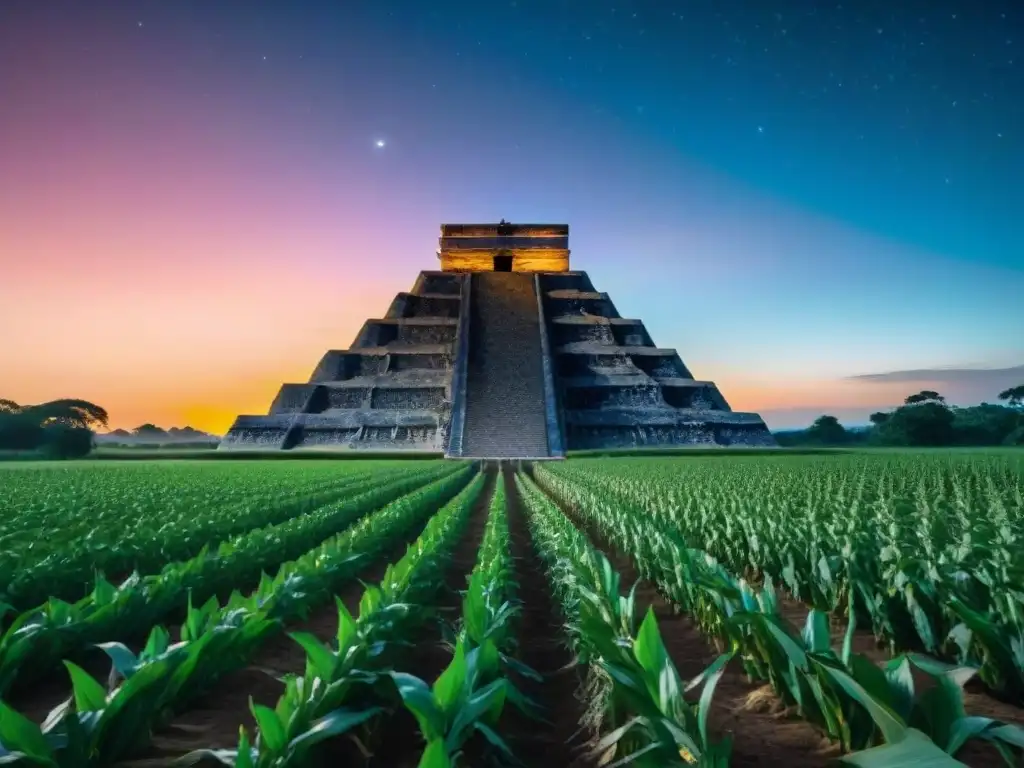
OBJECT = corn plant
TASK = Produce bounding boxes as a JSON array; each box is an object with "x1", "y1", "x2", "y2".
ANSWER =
[
  {"x1": 0, "y1": 595, "x2": 277, "y2": 766},
  {"x1": 390, "y1": 636, "x2": 514, "y2": 768},
  {"x1": 388, "y1": 470, "x2": 541, "y2": 767},
  {"x1": 533, "y1": 463, "x2": 1024, "y2": 764},
  {"x1": 0, "y1": 466, "x2": 477, "y2": 766},
  {"x1": 541, "y1": 456, "x2": 1024, "y2": 700},
  {"x1": 0, "y1": 460, "x2": 443, "y2": 609},
  {"x1": 0, "y1": 462, "x2": 463, "y2": 696},
  {"x1": 180, "y1": 471, "x2": 488, "y2": 767},
  {"x1": 516, "y1": 472, "x2": 732, "y2": 767}
]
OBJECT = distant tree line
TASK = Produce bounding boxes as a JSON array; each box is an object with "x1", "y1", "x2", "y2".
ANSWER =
[
  {"x1": 0, "y1": 399, "x2": 107, "y2": 458},
  {"x1": 774, "y1": 385, "x2": 1024, "y2": 448}
]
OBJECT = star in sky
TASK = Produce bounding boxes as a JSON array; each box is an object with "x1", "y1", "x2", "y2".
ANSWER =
[{"x1": 375, "y1": 139, "x2": 386, "y2": 148}]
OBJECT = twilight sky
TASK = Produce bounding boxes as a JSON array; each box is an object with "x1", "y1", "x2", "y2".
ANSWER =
[{"x1": 1, "y1": 0, "x2": 1021, "y2": 432}]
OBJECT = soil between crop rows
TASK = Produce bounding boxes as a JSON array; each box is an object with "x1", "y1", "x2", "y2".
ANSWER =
[{"x1": 499, "y1": 463, "x2": 590, "y2": 768}]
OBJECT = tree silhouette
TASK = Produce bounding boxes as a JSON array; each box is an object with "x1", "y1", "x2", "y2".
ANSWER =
[
  {"x1": 904, "y1": 390, "x2": 946, "y2": 405},
  {"x1": 997, "y1": 385, "x2": 1024, "y2": 408}
]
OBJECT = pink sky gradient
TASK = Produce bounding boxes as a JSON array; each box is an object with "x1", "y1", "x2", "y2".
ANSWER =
[{"x1": 2, "y1": 3, "x2": 1021, "y2": 434}]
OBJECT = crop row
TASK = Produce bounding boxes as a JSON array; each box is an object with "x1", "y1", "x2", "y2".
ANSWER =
[
  {"x1": 1, "y1": 460, "x2": 439, "y2": 609},
  {"x1": 546, "y1": 455, "x2": 1024, "y2": 701},
  {"x1": 533, "y1": 462, "x2": 1024, "y2": 765},
  {"x1": 0, "y1": 465, "x2": 479, "y2": 766},
  {"x1": 0, "y1": 461, "x2": 464, "y2": 696},
  {"x1": 186, "y1": 470, "x2": 526, "y2": 767},
  {"x1": 184, "y1": 470, "x2": 490, "y2": 767}
]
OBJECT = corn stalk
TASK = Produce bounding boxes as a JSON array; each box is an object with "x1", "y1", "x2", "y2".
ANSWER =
[{"x1": 0, "y1": 466, "x2": 476, "y2": 766}]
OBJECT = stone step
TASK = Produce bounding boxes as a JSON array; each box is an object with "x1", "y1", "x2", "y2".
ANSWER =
[{"x1": 460, "y1": 272, "x2": 550, "y2": 458}]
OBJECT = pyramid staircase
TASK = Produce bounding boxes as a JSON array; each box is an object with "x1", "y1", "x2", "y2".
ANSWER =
[{"x1": 459, "y1": 273, "x2": 550, "y2": 458}]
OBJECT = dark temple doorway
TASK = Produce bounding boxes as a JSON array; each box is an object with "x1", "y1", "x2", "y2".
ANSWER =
[{"x1": 493, "y1": 254, "x2": 513, "y2": 271}]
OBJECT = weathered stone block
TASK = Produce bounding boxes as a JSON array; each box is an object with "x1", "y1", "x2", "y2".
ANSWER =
[{"x1": 370, "y1": 387, "x2": 446, "y2": 410}]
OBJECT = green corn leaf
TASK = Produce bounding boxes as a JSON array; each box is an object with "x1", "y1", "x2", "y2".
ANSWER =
[
  {"x1": 250, "y1": 701, "x2": 287, "y2": 752},
  {"x1": 335, "y1": 595, "x2": 357, "y2": 650},
  {"x1": 97, "y1": 642, "x2": 139, "y2": 680},
  {"x1": 432, "y1": 641, "x2": 468, "y2": 715},
  {"x1": 633, "y1": 607, "x2": 680, "y2": 714},
  {"x1": 658, "y1": 717, "x2": 704, "y2": 764},
  {"x1": 143, "y1": 625, "x2": 170, "y2": 658},
  {"x1": 236, "y1": 725, "x2": 255, "y2": 768},
  {"x1": 756, "y1": 615, "x2": 809, "y2": 671},
  {"x1": 286, "y1": 706, "x2": 383, "y2": 753},
  {"x1": 63, "y1": 660, "x2": 108, "y2": 712},
  {"x1": 592, "y1": 715, "x2": 647, "y2": 753},
  {"x1": 905, "y1": 655, "x2": 977, "y2": 690},
  {"x1": 696, "y1": 652, "x2": 732, "y2": 750},
  {"x1": 501, "y1": 654, "x2": 543, "y2": 683},
  {"x1": 883, "y1": 657, "x2": 915, "y2": 722},
  {"x1": 842, "y1": 594, "x2": 857, "y2": 667},
  {"x1": 604, "y1": 741, "x2": 666, "y2": 767},
  {"x1": 946, "y1": 716, "x2": 1000, "y2": 756},
  {"x1": 417, "y1": 738, "x2": 452, "y2": 768},
  {"x1": 0, "y1": 700, "x2": 54, "y2": 764},
  {"x1": 390, "y1": 672, "x2": 445, "y2": 741},
  {"x1": 915, "y1": 676, "x2": 965, "y2": 748},
  {"x1": 476, "y1": 638, "x2": 501, "y2": 684},
  {"x1": 463, "y1": 575, "x2": 486, "y2": 645},
  {"x1": 446, "y1": 678, "x2": 508, "y2": 752},
  {"x1": 904, "y1": 589, "x2": 937, "y2": 653},
  {"x1": 839, "y1": 728, "x2": 968, "y2": 766},
  {"x1": 803, "y1": 610, "x2": 831, "y2": 654},
  {"x1": 813, "y1": 660, "x2": 907, "y2": 744},
  {"x1": 91, "y1": 573, "x2": 116, "y2": 606},
  {"x1": 288, "y1": 632, "x2": 337, "y2": 681}
]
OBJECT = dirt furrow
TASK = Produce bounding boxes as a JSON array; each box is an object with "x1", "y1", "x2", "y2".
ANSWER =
[{"x1": 499, "y1": 462, "x2": 590, "y2": 767}]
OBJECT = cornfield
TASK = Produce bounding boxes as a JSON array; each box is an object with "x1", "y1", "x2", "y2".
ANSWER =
[{"x1": 0, "y1": 451, "x2": 1021, "y2": 766}]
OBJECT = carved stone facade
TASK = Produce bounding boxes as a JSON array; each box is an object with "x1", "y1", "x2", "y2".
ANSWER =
[
  {"x1": 220, "y1": 271, "x2": 464, "y2": 452},
  {"x1": 539, "y1": 271, "x2": 776, "y2": 450},
  {"x1": 221, "y1": 223, "x2": 775, "y2": 453}
]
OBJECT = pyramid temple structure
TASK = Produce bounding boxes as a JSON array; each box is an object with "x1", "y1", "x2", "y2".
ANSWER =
[{"x1": 221, "y1": 223, "x2": 775, "y2": 457}]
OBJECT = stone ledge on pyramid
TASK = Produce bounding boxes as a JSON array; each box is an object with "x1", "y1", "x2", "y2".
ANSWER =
[
  {"x1": 220, "y1": 414, "x2": 294, "y2": 450},
  {"x1": 566, "y1": 420, "x2": 775, "y2": 450},
  {"x1": 544, "y1": 290, "x2": 619, "y2": 318},
  {"x1": 353, "y1": 318, "x2": 458, "y2": 348},
  {"x1": 310, "y1": 347, "x2": 453, "y2": 382},
  {"x1": 539, "y1": 271, "x2": 596, "y2": 292},
  {"x1": 559, "y1": 374, "x2": 731, "y2": 412},
  {"x1": 385, "y1": 292, "x2": 462, "y2": 320},
  {"x1": 410, "y1": 271, "x2": 464, "y2": 296},
  {"x1": 267, "y1": 380, "x2": 450, "y2": 415},
  {"x1": 295, "y1": 410, "x2": 440, "y2": 429},
  {"x1": 549, "y1": 317, "x2": 653, "y2": 348},
  {"x1": 555, "y1": 348, "x2": 694, "y2": 380},
  {"x1": 548, "y1": 314, "x2": 644, "y2": 326},
  {"x1": 288, "y1": 409, "x2": 443, "y2": 450},
  {"x1": 565, "y1": 408, "x2": 767, "y2": 427}
]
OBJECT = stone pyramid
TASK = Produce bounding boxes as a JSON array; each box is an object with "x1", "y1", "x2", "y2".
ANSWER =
[{"x1": 221, "y1": 223, "x2": 775, "y2": 456}]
